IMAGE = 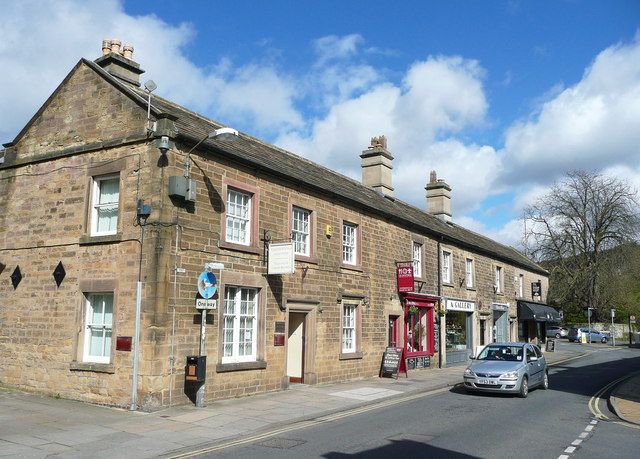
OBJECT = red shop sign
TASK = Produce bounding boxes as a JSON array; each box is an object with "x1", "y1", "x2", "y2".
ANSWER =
[{"x1": 397, "y1": 266, "x2": 414, "y2": 293}]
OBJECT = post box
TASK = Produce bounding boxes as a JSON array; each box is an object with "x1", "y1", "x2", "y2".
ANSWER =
[{"x1": 185, "y1": 355, "x2": 206, "y2": 382}]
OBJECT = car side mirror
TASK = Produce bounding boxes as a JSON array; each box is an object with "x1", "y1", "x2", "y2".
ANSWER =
[
  {"x1": 529, "y1": 356, "x2": 538, "y2": 362},
  {"x1": 469, "y1": 355, "x2": 475, "y2": 360}
]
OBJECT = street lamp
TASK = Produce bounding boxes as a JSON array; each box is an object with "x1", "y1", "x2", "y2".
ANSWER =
[{"x1": 183, "y1": 128, "x2": 239, "y2": 180}]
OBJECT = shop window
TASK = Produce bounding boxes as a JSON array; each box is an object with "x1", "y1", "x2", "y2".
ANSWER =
[
  {"x1": 405, "y1": 305, "x2": 434, "y2": 355},
  {"x1": 412, "y1": 242, "x2": 422, "y2": 278},
  {"x1": 91, "y1": 175, "x2": 119, "y2": 236},
  {"x1": 222, "y1": 286, "x2": 258, "y2": 363},
  {"x1": 83, "y1": 293, "x2": 113, "y2": 363},
  {"x1": 442, "y1": 251, "x2": 452, "y2": 284},
  {"x1": 446, "y1": 311, "x2": 470, "y2": 352},
  {"x1": 465, "y1": 258, "x2": 474, "y2": 288}
]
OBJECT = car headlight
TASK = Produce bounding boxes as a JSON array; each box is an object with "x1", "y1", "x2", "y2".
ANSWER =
[
  {"x1": 501, "y1": 370, "x2": 519, "y2": 379},
  {"x1": 464, "y1": 368, "x2": 476, "y2": 377}
]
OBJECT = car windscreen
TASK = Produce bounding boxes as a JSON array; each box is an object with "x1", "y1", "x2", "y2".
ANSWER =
[{"x1": 477, "y1": 345, "x2": 523, "y2": 361}]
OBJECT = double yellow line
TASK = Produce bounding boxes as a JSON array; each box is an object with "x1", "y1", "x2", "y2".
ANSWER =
[{"x1": 589, "y1": 371, "x2": 640, "y2": 429}]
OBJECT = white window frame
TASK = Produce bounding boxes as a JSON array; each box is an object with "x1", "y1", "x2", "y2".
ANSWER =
[
  {"x1": 342, "y1": 303, "x2": 357, "y2": 353},
  {"x1": 222, "y1": 286, "x2": 258, "y2": 363},
  {"x1": 412, "y1": 242, "x2": 422, "y2": 278},
  {"x1": 465, "y1": 258, "x2": 474, "y2": 288},
  {"x1": 226, "y1": 188, "x2": 251, "y2": 245},
  {"x1": 518, "y1": 274, "x2": 524, "y2": 297},
  {"x1": 342, "y1": 222, "x2": 357, "y2": 265},
  {"x1": 495, "y1": 266, "x2": 504, "y2": 293},
  {"x1": 442, "y1": 251, "x2": 452, "y2": 284},
  {"x1": 292, "y1": 207, "x2": 311, "y2": 256},
  {"x1": 91, "y1": 175, "x2": 119, "y2": 236},
  {"x1": 83, "y1": 293, "x2": 113, "y2": 363}
]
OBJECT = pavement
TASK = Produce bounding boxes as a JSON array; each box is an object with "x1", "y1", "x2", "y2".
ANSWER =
[{"x1": 1, "y1": 345, "x2": 638, "y2": 458}]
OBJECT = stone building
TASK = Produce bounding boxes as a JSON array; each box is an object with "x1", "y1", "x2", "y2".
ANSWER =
[{"x1": 0, "y1": 41, "x2": 553, "y2": 410}]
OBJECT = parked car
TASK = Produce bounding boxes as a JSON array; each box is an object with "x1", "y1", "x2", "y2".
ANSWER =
[
  {"x1": 546, "y1": 326, "x2": 568, "y2": 339},
  {"x1": 463, "y1": 343, "x2": 548, "y2": 398},
  {"x1": 567, "y1": 327, "x2": 608, "y2": 343}
]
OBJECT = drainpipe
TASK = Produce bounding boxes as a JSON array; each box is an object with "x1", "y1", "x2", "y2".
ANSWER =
[
  {"x1": 437, "y1": 239, "x2": 443, "y2": 369},
  {"x1": 130, "y1": 227, "x2": 145, "y2": 411}
]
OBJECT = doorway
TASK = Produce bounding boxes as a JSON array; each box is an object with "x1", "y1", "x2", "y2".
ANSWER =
[{"x1": 287, "y1": 312, "x2": 306, "y2": 383}]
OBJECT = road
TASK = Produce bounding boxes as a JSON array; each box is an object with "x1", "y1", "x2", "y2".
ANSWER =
[{"x1": 172, "y1": 343, "x2": 640, "y2": 458}]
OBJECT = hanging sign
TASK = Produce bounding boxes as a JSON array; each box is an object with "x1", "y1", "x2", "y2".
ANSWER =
[
  {"x1": 531, "y1": 281, "x2": 541, "y2": 297},
  {"x1": 268, "y1": 243, "x2": 295, "y2": 275},
  {"x1": 397, "y1": 266, "x2": 414, "y2": 292},
  {"x1": 197, "y1": 271, "x2": 217, "y2": 299}
]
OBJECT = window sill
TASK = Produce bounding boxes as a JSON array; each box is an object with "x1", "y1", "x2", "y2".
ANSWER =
[
  {"x1": 339, "y1": 352, "x2": 363, "y2": 360},
  {"x1": 340, "y1": 263, "x2": 363, "y2": 272},
  {"x1": 465, "y1": 287, "x2": 476, "y2": 291},
  {"x1": 216, "y1": 360, "x2": 267, "y2": 373},
  {"x1": 218, "y1": 240, "x2": 261, "y2": 255},
  {"x1": 442, "y1": 282, "x2": 454, "y2": 287},
  {"x1": 294, "y1": 254, "x2": 318, "y2": 264},
  {"x1": 79, "y1": 233, "x2": 122, "y2": 246},
  {"x1": 69, "y1": 361, "x2": 115, "y2": 373}
]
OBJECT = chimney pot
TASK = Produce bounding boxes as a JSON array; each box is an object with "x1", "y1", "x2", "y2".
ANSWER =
[
  {"x1": 123, "y1": 44, "x2": 134, "y2": 59},
  {"x1": 102, "y1": 39, "x2": 111, "y2": 55},
  {"x1": 110, "y1": 39, "x2": 122, "y2": 55}
]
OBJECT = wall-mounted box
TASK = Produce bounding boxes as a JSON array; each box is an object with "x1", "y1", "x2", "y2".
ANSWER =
[
  {"x1": 185, "y1": 355, "x2": 206, "y2": 382},
  {"x1": 169, "y1": 176, "x2": 197, "y2": 202}
]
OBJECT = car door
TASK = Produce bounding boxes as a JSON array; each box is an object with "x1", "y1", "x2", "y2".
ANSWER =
[{"x1": 525, "y1": 345, "x2": 543, "y2": 385}]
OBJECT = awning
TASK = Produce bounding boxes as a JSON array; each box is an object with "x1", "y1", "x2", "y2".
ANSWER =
[{"x1": 517, "y1": 301, "x2": 561, "y2": 322}]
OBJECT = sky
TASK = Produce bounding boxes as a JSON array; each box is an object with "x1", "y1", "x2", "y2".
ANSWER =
[{"x1": 1, "y1": 0, "x2": 639, "y2": 250}]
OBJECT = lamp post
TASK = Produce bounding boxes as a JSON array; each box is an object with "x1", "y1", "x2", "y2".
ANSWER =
[{"x1": 611, "y1": 309, "x2": 616, "y2": 347}]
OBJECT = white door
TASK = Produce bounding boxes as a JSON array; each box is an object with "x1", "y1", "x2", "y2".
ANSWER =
[{"x1": 287, "y1": 313, "x2": 305, "y2": 382}]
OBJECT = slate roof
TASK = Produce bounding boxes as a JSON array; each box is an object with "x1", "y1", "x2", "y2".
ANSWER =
[{"x1": 82, "y1": 58, "x2": 547, "y2": 275}]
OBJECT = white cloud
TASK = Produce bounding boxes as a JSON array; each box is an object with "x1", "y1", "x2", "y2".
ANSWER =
[
  {"x1": 0, "y1": 0, "x2": 303, "y2": 143},
  {"x1": 502, "y1": 35, "x2": 640, "y2": 184},
  {"x1": 313, "y1": 34, "x2": 364, "y2": 67},
  {"x1": 277, "y1": 55, "x2": 494, "y2": 212}
]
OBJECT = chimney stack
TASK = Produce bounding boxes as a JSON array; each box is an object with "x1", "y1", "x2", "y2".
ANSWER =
[
  {"x1": 360, "y1": 135, "x2": 394, "y2": 197},
  {"x1": 426, "y1": 170, "x2": 452, "y2": 222},
  {"x1": 94, "y1": 39, "x2": 144, "y2": 87}
]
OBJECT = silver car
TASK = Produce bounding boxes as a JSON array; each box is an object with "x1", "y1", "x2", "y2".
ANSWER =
[{"x1": 463, "y1": 343, "x2": 548, "y2": 398}]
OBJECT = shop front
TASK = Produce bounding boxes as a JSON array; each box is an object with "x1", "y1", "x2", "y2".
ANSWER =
[
  {"x1": 492, "y1": 302, "x2": 510, "y2": 343},
  {"x1": 402, "y1": 293, "x2": 437, "y2": 370},
  {"x1": 517, "y1": 300, "x2": 561, "y2": 344},
  {"x1": 445, "y1": 298, "x2": 475, "y2": 364}
]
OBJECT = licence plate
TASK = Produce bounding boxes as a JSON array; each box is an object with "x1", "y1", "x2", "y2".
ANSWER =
[{"x1": 477, "y1": 378, "x2": 498, "y2": 385}]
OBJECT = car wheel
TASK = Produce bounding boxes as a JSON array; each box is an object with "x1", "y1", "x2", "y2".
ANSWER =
[
  {"x1": 601, "y1": 337, "x2": 608, "y2": 344},
  {"x1": 555, "y1": 333, "x2": 561, "y2": 339},
  {"x1": 519, "y1": 376, "x2": 529, "y2": 398},
  {"x1": 541, "y1": 371, "x2": 549, "y2": 390}
]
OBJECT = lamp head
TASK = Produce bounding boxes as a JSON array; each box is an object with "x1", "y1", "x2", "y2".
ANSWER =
[
  {"x1": 210, "y1": 127, "x2": 239, "y2": 140},
  {"x1": 156, "y1": 135, "x2": 173, "y2": 154}
]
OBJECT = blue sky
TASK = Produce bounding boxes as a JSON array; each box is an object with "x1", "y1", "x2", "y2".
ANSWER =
[{"x1": 1, "y1": 0, "x2": 639, "y2": 248}]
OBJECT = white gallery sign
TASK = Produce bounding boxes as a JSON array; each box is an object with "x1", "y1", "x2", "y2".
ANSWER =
[{"x1": 446, "y1": 299, "x2": 476, "y2": 312}]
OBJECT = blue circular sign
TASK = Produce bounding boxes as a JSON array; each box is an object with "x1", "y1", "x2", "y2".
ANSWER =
[{"x1": 197, "y1": 271, "x2": 217, "y2": 299}]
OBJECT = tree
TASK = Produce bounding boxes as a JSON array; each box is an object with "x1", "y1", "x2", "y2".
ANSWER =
[{"x1": 523, "y1": 171, "x2": 640, "y2": 320}]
